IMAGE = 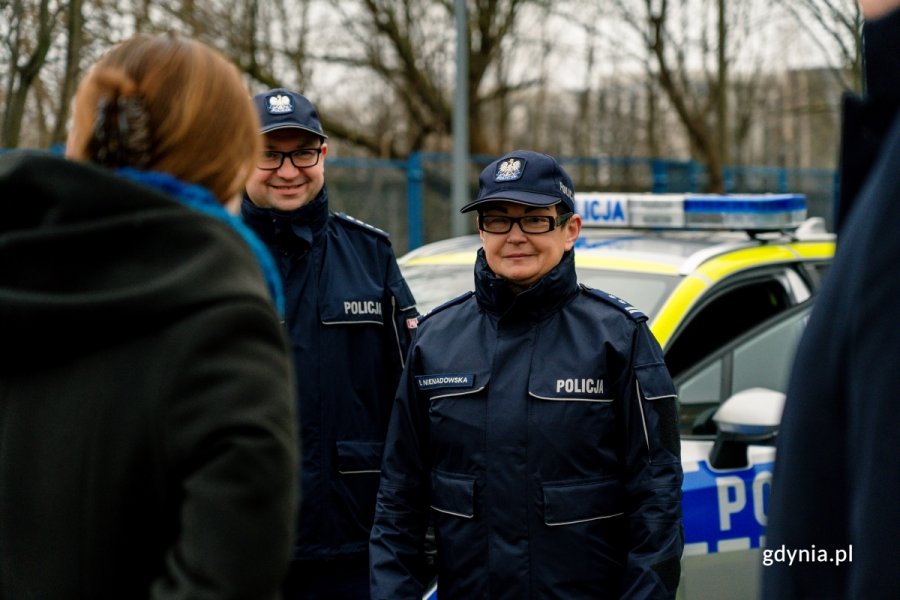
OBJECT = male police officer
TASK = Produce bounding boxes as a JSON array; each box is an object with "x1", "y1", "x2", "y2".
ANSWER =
[
  {"x1": 370, "y1": 150, "x2": 684, "y2": 599},
  {"x1": 242, "y1": 88, "x2": 418, "y2": 599}
]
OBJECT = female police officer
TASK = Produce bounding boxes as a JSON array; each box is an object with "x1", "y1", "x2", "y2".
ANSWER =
[{"x1": 370, "y1": 150, "x2": 684, "y2": 599}]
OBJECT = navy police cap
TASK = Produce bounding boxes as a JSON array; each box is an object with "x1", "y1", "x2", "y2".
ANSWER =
[
  {"x1": 253, "y1": 88, "x2": 327, "y2": 139},
  {"x1": 461, "y1": 150, "x2": 575, "y2": 213}
]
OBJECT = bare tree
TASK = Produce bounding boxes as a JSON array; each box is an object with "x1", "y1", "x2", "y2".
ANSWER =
[
  {"x1": 0, "y1": 0, "x2": 857, "y2": 175},
  {"x1": 629, "y1": 0, "x2": 724, "y2": 190},
  {"x1": 601, "y1": 0, "x2": 774, "y2": 191},
  {"x1": 783, "y1": 0, "x2": 862, "y2": 92},
  {"x1": 306, "y1": 0, "x2": 538, "y2": 157},
  {"x1": 150, "y1": 0, "x2": 314, "y2": 91},
  {"x1": 1, "y1": 0, "x2": 62, "y2": 147},
  {"x1": 50, "y1": 0, "x2": 86, "y2": 145}
]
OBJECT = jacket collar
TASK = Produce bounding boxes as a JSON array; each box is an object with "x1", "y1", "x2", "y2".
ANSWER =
[
  {"x1": 241, "y1": 184, "x2": 329, "y2": 252},
  {"x1": 474, "y1": 248, "x2": 578, "y2": 321}
]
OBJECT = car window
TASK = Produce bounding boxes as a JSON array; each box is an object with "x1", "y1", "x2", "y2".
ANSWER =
[
  {"x1": 675, "y1": 301, "x2": 812, "y2": 436},
  {"x1": 664, "y1": 276, "x2": 792, "y2": 378}
]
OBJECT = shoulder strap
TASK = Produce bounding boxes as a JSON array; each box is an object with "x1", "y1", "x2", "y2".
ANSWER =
[
  {"x1": 332, "y1": 211, "x2": 390, "y2": 238},
  {"x1": 581, "y1": 284, "x2": 648, "y2": 322}
]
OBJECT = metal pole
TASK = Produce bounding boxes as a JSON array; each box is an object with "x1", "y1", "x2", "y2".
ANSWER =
[
  {"x1": 406, "y1": 152, "x2": 424, "y2": 250},
  {"x1": 452, "y1": 0, "x2": 469, "y2": 236}
]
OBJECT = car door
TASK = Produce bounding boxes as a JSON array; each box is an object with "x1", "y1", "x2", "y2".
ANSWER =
[
  {"x1": 663, "y1": 264, "x2": 814, "y2": 379},
  {"x1": 674, "y1": 300, "x2": 813, "y2": 437},
  {"x1": 674, "y1": 301, "x2": 813, "y2": 600}
]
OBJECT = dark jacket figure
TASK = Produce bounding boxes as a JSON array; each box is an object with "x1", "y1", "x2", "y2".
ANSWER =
[
  {"x1": 370, "y1": 150, "x2": 683, "y2": 599},
  {"x1": 0, "y1": 153, "x2": 298, "y2": 598},
  {"x1": 763, "y1": 5, "x2": 900, "y2": 599},
  {"x1": 242, "y1": 87, "x2": 419, "y2": 599},
  {"x1": 242, "y1": 188, "x2": 417, "y2": 561}
]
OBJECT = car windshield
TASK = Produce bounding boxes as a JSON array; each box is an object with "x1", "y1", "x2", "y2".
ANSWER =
[{"x1": 402, "y1": 263, "x2": 678, "y2": 317}]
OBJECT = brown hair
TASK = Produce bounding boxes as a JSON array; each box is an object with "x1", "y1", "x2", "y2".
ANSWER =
[{"x1": 67, "y1": 32, "x2": 260, "y2": 204}]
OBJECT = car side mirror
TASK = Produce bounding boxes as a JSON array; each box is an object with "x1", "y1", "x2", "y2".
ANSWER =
[{"x1": 709, "y1": 387, "x2": 785, "y2": 469}]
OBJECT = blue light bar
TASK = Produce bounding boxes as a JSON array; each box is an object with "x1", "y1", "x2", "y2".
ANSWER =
[
  {"x1": 684, "y1": 194, "x2": 806, "y2": 213},
  {"x1": 574, "y1": 192, "x2": 807, "y2": 231},
  {"x1": 683, "y1": 194, "x2": 806, "y2": 230}
]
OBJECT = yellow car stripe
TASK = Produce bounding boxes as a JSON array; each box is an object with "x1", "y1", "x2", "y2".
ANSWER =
[
  {"x1": 651, "y1": 276, "x2": 709, "y2": 348},
  {"x1": 787, "y1": 241, "x2": 835, "y2": 259},
  {"x1": 650, "y1": 241, "x2": 834, "y2": 348}
]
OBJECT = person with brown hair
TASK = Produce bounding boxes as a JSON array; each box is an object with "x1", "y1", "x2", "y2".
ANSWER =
[
  {"x1": 65, "y1": 32, "x2": 261, "y2": 206},
  {"x1": 0, "y1": 33, "x2": 298, "y2": 599}
]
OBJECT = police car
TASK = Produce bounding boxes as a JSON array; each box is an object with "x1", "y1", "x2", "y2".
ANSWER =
[{"x1": 401, "y1": 193, "x2": 835, "y2": 600}]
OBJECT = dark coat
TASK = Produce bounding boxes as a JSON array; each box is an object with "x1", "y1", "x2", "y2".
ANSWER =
[
  {"x1": 763, "y1": 7, "x2": 900, "y2": 599},
  {"x1": 242, "y1": 191, "x2": 417, "y2": 561},
  {"x1": 370, "y1": 249, "x2": 683, "y2": 599},
  {"x1": 0, "y1": 153, "x2": 299, "y2": 599}
]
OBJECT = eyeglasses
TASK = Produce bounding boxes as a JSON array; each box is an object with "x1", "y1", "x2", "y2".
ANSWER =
[
  {"x1": 478, "y1": 212, "x2": 574, "y2": 234},
  {"x1": 257, "y1": 147, "x2": 322, "y2": 170}
]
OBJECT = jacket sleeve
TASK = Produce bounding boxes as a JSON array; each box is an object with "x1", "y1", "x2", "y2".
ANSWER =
[
  {"x1": 151, "y1": 299, "x2": 299, "y2": 600},
  {"x1": 370, "y1": 348, "x2": 431, "y2": 600},
  {"x1": 618, "y1": 322, "x2": 684, "y2": 599},
  {"x1": 385, "y1": 250, "x2": 419, "y2": 367}
]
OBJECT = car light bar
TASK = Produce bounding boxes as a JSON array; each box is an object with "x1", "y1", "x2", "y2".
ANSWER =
[{"x1": 574, "y1": 192, "x2": 807, "y2": 231}]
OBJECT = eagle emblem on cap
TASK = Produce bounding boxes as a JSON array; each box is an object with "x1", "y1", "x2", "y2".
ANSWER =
[
  {"x1": 495, "y1": 158, "x2": 523, "y2": 182},
  {"x1": 266, "y1": 94, "x2": 293, "y2": 114}
]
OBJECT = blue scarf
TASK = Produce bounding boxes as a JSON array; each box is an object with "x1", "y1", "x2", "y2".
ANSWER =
[{"x1": 116, "y1": 168, "x2": 285, "y2": 316}]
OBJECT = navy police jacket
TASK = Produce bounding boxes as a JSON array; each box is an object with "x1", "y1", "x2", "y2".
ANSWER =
[
  {"x1": 764, "y1": 8, "x2": 900, "y2": 599},
  {"x1": 370, "y1": 249, "x2": 684, "y2": 599},
  {"x1": 242, "y1": 186, "x2": 417, "y2": 560}
]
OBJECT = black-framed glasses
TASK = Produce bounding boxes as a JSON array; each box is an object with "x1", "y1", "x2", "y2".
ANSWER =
[
  {"x1": 257, "y1": 147, "x2": 322, "y2": 170},
  {"x1": 478, "y1": 212, "x2": 574, "y2": 234}
]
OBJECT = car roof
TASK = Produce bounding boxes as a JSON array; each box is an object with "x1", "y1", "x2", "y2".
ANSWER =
[{"x1": 399, "y1": 220, "x2": 835, "y2": 348}]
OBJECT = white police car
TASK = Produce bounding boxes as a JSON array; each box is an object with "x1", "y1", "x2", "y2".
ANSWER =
[{"x1": 402, "y1": 193, "x2": 835, "y2": 600}]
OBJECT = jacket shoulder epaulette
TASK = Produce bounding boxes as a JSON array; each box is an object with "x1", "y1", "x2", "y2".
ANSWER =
[
  {"x1": 418, "y1": 291, "x2": 474, "y2": 323},
  {"x1": 581, "y1": 284, "x2": 648, "y2": 322},
  {"x1": 333, "y1": 212, "x2": 390, "y2": 238}
]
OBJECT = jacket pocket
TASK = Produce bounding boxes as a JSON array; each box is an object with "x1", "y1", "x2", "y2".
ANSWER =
[
  {"x1": 336, "y1": 440, "x2": 384, "y2": 475},
  {"x1": 542, "y1": 477, "x2": 623, "y2": 526},
  {"x1": 430, "y1": 470, "x2": 475, "y2": 519},
  {"x1": 423, "y1": 373, "x2": 490, "y2": 457}
]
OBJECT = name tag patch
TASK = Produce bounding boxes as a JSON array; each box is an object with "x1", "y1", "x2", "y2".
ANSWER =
[{"x1": 416, "y1": 374, "x2": 475, "y2": 391}]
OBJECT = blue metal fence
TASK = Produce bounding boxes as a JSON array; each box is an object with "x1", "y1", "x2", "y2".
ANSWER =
[
  {"x1": 328, "y1": 153, "x2": 837, "y2": 253},
  {"x1": 1, "y1": 147, "x2": 837, "y2": 254}
]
